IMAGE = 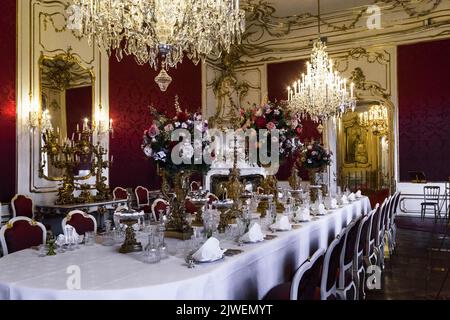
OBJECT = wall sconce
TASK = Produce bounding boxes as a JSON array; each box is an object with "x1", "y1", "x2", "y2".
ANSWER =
[
  {"x1": 28, "y1": 97, "x2": 39, "y2": 130},
  {"x1": 94, "y1": 106, "x2": 114, "y2": 137},
  {"x1": 41, "y1": 109, "x2": 53, "y2": 133}
]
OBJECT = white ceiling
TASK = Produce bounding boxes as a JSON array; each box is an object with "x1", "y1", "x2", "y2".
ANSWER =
[{"x1": 258, "y1": 0, "x2": 375, "y2": 17}]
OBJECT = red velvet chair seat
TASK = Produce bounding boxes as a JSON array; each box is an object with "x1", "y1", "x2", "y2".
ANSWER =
[
  {"x1": 141, "y1": 205, "x2": 152, "y2": 214},
  {"x1": 12, "y1": 195, "x2": 33, "y2": 218},
  {"x1": 4, "y1": 221, "x2": 44, "y2": 254},
  {"x1": 185, "y1": 200, "x2": 198, "y2": 214},
  {"x1": 67, "y1": 214, "x2": 95, "y2": 235}
]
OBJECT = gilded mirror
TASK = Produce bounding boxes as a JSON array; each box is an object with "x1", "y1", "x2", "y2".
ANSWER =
[
  {"x1": 39, "y1": 52, "x2": 95, "y2": 179},
  {"x1": 337, "y1": 100, "x2": 393, "y2": 190}
]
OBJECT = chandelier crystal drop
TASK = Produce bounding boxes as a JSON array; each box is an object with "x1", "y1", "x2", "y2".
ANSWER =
[
  {"x1": 155, "y1": 67, "x2": 173, "y2": 92},
  {"x1": 72, "y1": 0, "x2": 246, "y2": 70},
  {"x1": 287, "y1": 39, "x2": 356, "y2": 122}
]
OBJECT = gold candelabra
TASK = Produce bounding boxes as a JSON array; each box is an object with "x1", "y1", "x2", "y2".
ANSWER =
[
  {"x1": 159, "y1": 168, "x2": 193, "y2": 240},
  {"x1": 40, "y1": 121, "x2": 113, "y2": 205},
  {"x1": 218, "y1": 136, "x2": 245, "y2": 230},
  {"x1": 358, "y1": 105, "x2": 389, "y2": 136}
]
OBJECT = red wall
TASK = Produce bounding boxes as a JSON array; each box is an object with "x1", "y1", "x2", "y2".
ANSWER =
[
  {"x1": 398, "y1": 39, "x2": 450, "y2": 182},
  {"x1": 267, "y1": 59, "x2": 323, "y2": 180},
  {"x1": 66, "y1": 86, "x2": 92, "y2": 137},
  {"x1": 0, "y1": 0, "x2": 16, "y2": 202},
  {"x1": 109, "y1": 56, "x2": 201, "y2": 190}
]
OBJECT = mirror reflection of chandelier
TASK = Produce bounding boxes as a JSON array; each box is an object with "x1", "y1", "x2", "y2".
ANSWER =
[
  {"x1": 359, "y1": 105, "x2": 389, "y2": 136},
  {"x1": 72, "y1": 0, "x2": 245, "y2": 70},
  {"x1": 287, "y1": 0, "x2": 356, "y2": 122}
]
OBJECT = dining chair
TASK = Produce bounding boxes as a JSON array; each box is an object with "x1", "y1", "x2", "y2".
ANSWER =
[
  {"x1": 0, "y1": 217, "x2": 46, "y2": 255},
  {"x1": 337, "y1": 217, "x2": 362, "y2": 300},
  {"x1": 321, "y1": 230, "x2": 346, "y2": 300},
  {"x1": 190, "y1": 181, "x2": 201, "y2": 192},
  {"x1": 113, "y1": 187, "x2": 128, "y2": 201},
  {"x1": 263, "y1": 248, "x2": 325, "y2": 300},
  {"x1": 151, "y1": 199, "x2": 170, "y2": 221},
  {"x1": 62, "y1": 210, "x2": 97, "y2": 235},
  {"x1": 421, "y1": 186, "x2": 440, "y2": 221},
  {"x1": 366, "y1": 204, "x2": 382, "y2": 268},
  {"x1": 11, "y1": 194, "x2": 34, "y2": 219},
  {"x1": 184, "y1": 198, "x2": 198, "y2": 215},
  {"x1": 386, "y1": 192, "x2": 401, "y2": 254},
  {"x1": 354, "y1": 208, "x2": 375, "y2": 300},
  {"x1": 376, "y1": 197, "x2": 390, "y2": 270},
  {"x1": 207, "y1": 193, "x2": 219, "y2": 204},
  {"x1": 135, "y1": 186, "x2": 151, "y2": 213}
]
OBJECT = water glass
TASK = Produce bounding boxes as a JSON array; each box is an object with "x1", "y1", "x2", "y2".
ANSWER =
[
  {"x1": 84, "y1": 231, "x2": 96, "y2": 246},
  {"x1": 104, "y1": 220, "x2": 112, "y2": 233},
  {"x1": 38, "y1": 244, "x2": 47, "y2": 257},
  {"x1": 143, "y1": 247, "x2": 161, "y2": 264},
  {"x1": 143, "y1": 234, "x2": 161, "y2": 264}
]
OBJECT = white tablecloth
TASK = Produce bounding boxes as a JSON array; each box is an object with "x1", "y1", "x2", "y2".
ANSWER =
[{"x1": 0, "y1": 197, "x2": 370, "y2": 300}]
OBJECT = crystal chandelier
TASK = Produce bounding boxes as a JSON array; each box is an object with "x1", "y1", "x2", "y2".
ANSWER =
[
  {"x1": 359, "y1": 105, "x2": 388, "y2": 136},
  {"x1": 72, "y1": 0, "x2": 245, "y2": 70},
  {"x1": 287, "y1": 0, "x2": 356, "y2": 122}
]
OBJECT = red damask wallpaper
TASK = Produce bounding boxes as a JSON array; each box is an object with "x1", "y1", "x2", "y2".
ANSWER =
[
  {"x1": 109, "y1": 56, "x2": 202, "y2": 190},
  {"x1": 267, "y1": 59, "x2": 323, "y2": 181},
  {"x1": 0, "y1": 0, "x2": 16, "y2": 202},
  {"x1": 66, "y1": 86, "x2": 92, "y2": 136},
  {"x1": 398, "y1": 39, "x2": 450, "y2": 182}
]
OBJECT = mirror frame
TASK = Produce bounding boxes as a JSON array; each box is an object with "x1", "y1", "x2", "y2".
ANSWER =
[
  {"x1": 37, "y1": 51, "x2": 96, "y2": 181},
  {"x1": 337, "y1": 97, "x2": 395, "y2": 191}
]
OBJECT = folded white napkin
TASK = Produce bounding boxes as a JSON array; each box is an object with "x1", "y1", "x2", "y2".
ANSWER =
[
  {"x1": 56, "y1": 234, "x2": 66, "y2": 246},
  {"x1": 317, "y1": 203, "x2": 328, "y2": 216},
  {"x1": 296, "y1": 207, "x2": 311, "y2": 222},
  {"x1": 341, "y1": 195, "x2": 349, "y2": 205},
  {"x1": 356, "y1": 190, "x2": 362, "y2": 198},
  {"x1": 331, "y1": 198, "x2": 338, "y2": 209},
  {"x1": 192, "y1": 237, "x2": 226, "y2": 262},
  {"x1": 271, "y1": 215, "x2": 292, "y2": 231},
  {"x1": 241, "y1": 223, "x2": 264, "y2": 243},
  {"x1": 348, "y1": 193, "x2": 356, "y2": 201}
]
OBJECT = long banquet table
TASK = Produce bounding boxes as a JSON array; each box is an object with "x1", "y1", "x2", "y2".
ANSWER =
[{"x1": 0, "y1": 197, "x2": 371, "y2": 300}]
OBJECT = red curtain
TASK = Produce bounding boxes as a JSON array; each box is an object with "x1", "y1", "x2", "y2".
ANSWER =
[
  {"x1": 398, "y1": 39, "x2": 450, "y2": 182},
  {"x1": 109, "y1": 56, "x2": 201, "y2": 190},
  {"x1": 267, "y1": 60, "x2": 323, "y2": 180},
  {"x1": 0, "y1": 0, "x2": 16, "y2": 202}
]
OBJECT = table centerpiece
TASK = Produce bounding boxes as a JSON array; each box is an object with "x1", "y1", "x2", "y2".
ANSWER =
[
  {"x1": 142, "y1": 98, "x2": 213, "y2": 240},
  {"x1": 299, "y1": 140, "x2": 332, "y2": 202}
]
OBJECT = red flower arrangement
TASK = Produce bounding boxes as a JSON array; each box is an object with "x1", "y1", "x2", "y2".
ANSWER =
[{"x1": 240, "y1": 101, "x2": 304, "y2": 156}]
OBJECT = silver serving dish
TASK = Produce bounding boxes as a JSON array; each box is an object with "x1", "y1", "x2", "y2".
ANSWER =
[{"x1": 212, "y1": 200, "x2": 234, "y2": 209}]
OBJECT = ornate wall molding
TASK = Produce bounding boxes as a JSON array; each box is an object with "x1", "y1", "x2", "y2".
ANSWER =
[
  {"x1": 17, "y1": 0, "x2": 109, "y2": 204},
  {"x1": 235, "y1": 0, "x2": 450, "y2": 65}
]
